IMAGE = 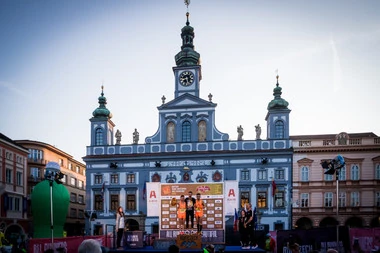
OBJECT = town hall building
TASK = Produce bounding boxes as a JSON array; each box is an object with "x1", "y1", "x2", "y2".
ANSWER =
[{"x1": 83, "y1": 8, "x2": 293, "y2": 241}]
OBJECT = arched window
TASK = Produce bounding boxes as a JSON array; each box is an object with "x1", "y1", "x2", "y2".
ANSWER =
[
  {"x1": 166, "y1": 122, "x2": 175, "y2": 143},
  {"x1": 275, "y1": 121, "x2": 284, "y2": 139},
  {"x1": 198, "y1": 120, "x2": 207, "y2": 141},
  {"x1": 339, "y1": 166, "x2": 346, "y2": 180},
  {"x1": 351, "y1": 164, "x2": 360, "y2": 180},
  {"x1": 182, "y1": 121, "x2": 191, "y2": 142},
  {"x1": 95, "y1": 128, "x2": 103, "y2": 145},
  {"x1": 301, "y1": 166, "x2": 309, "y2": 181},
  {"x1": 376, "y1": 164, "x2": 380, "y2": 180}
]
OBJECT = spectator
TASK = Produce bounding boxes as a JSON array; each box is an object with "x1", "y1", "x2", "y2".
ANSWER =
[{"x1": 78, "y1": 239, "x2": 102, "y2": 253}]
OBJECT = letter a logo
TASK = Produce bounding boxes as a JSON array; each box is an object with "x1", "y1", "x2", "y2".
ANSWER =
[
  {"x1": 228, "y1": 189, "x2": 235, "y2": 197},
  {"x1": 150, "y1": 190, "x2": 157, "y2": 198}
]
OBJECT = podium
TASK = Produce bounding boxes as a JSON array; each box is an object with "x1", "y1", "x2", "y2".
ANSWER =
[
  {"x1": 176, "y1": 234, "x2": 202, "y2": 250},
  {"x1": 124, "y1": 231, "x2": 144, "y2": 248}
]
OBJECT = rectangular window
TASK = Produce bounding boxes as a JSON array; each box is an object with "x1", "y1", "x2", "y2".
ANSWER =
[
  {"x1": 78, "y1": 195, "x2": 84, "y2": 204},
  {"x1": 324, "y1": 173, "x2": 333, "y2": 181},
  {"x1": 339, "y1": 192, "x2": 346, "y2": 207},
  {"x1": 69, "y1": 164, "x2": 73, "y2": 170},
  {"x1": 76, "y1": 166, "x2": 80, "y2": 173},
  {"x1": 70, "y1": 208, "x2": 76, "y2": 218},
  {"x1": 257, "y1": 191, "x2": 267, "y2": 208},
  {"x1": 257, "y1": 170, "x2": 267, "y2": 180},
  {"x1": 111, "y1": 174, "x2": 119, "y2": 184},
  {"x1": 324, "y1": 192, "x2": 333, "y2": 207},
  {"x1": 78, "y1": 210, "x2": 84, "y2": 219},
  {"x1": 301, "y1": 193, "x2": 309, "y2": 207},
  {"x1": 70, "y1": 193, "x2": 77, "y2": 202},
  {"x1": 28, "y1": 149, "x2": 43, "y2": 160},
  {"x1": 70, "y1": 178, "x2": 77, "y2": 187},
  {"x1": 110, "y1": 194, "x2": 119, "y2": 211},
  {"x1": 6, "y1": 169, "x2": 12, "y2": 183},
  {"x1": 61, "y1": 175, "x2": 67, "y2": 184},
  {"x1": 274, "y1": 190, "x2": 285, "y2": 208},
  {"x1": 8, "y1": 197, "x2": 13, "y2": 210},
  {"x1": 127, "y1": 174, "x2": 135, "y2": 184},
  {"x1": 240, "y1": 191, "x2": 250, "y2": 209},
  {"x1": 126, "y1": 194, "x2": 136, "y2": 210},
  {"x1": 78, "y1": 180, "x2": 83, "y2": 189},
  {"x1": 95, "y1": 175, "x2": 103, "y2": 184},
  {"x1": 240, "y1": 170, "x2": 250, "y2": 181},
  {"x1": 351, "y1": 192, "x2": 360, "y2": 206},
  {"x1": 274, "y1": 169, "x2": 285, "y2": 180},
  {"x1": 15, "y1": 198, "x2": 20, "y2": 212},
  {"x1": 16, "y1": 172, "x2": 22, "y2": 186},
  {"x1": 376, "y1": 192, "x2": 380, "y2": 207},
  {"x1": 31, "y1": 167, "x2": 41, "y2": 179},
  {"x1": 94, "y1": 194, "x2": 103, "y2": 211},
  {"x1": 58, "y1": 159, "x2": 64, "y2": 166}
]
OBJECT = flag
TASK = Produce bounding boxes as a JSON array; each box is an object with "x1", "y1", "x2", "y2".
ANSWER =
[
  {"x1": 272, "y1": 179, "x2": 277, "y2": 197},
  {"x1": 233, "y1": 208, "x2": 238, "y2": 232},
  {"x1": 143, "y1": 181, "x2": 147, "y2": 200},
  {"x1": 253, "y1": 207, "x2": 257, "y2": 229}
]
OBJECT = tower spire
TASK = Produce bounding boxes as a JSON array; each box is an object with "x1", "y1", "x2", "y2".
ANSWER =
[{"x1": 175, "y1": 0, "x2": 200, "y2": 67}]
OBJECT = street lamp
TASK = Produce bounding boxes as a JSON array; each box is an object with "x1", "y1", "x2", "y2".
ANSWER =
[{"x1": 321, "y1": 155, "x2": 345, "y2": 252}]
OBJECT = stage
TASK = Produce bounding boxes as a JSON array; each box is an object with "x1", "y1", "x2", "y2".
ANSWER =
[{"x1": 107, "y1": 246, "x2": 265, "y2": 253}]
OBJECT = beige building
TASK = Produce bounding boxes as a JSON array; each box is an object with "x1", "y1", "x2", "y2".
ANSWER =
[
  {"x1": 291, "y1": 132, "x2": 380, "y2": 229},
  {"x1": 15, "y1": 140, "x2": 87, "y2": 236},
  {"x1": 0, "y1": 133, "x2": 29, "y2": 245}
]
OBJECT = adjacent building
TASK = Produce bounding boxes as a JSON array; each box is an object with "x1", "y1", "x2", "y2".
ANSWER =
[
  {"x1": 291, "y1": 132, "x2": 380, "y2": 229},
  {"x1": 15, "y1": 140, "x2": 87, "y2": 236},
  {"x1": 0, "y1": 133, "x2": 29, "y2": 244}
]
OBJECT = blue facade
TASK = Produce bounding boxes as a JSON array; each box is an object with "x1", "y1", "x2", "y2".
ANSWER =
[{"x1": 83, "y1": 11, "x2": 293, "y2": 237}]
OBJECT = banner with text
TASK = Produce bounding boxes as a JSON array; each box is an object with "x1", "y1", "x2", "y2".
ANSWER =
[{"x1": 159, "y1": 182, "x2": 225, "y2": 244}]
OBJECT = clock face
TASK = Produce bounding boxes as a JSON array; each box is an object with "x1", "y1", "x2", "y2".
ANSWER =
[{"x1": 179, "y1": 71, "x2": 194, "y2": 86}]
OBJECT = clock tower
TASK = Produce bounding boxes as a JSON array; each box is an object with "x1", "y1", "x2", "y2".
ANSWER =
[{"x1": 173, "y1": 11, "x2": 202, "y2": 98}]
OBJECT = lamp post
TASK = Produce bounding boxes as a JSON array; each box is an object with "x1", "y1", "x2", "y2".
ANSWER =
[{"x1": 321, "y1": 155, "x2": 345, "y2": 252}]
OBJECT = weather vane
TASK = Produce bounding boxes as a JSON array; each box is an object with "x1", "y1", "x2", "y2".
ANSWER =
[
  {"x1": 184, "y1": 0, "x2": 190, "y2": 9},
  {"x1": 275, "y1": 69, "x2": 279, "y2": 85}
]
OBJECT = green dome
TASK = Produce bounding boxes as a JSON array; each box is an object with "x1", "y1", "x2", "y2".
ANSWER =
[
  {"x1": 92, "y1": 86, "x2": 112, "y2": 118},
  {"x1": 175, "y1": 12, "x2": 200, "y2": 67},
  {"x1": 31, "y1": 180, "x2": 69, "y2": 238},
  {"x1": 267, "y1": 79, "x2": 289, "y2": 110}
]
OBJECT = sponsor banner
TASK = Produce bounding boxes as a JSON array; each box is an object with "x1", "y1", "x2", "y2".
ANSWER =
[
  {"x1": 28, "y1": 236, "x2": 108, "y2": 253},
  {"x1": 349, "y1": 228, "x2": 380, "y2": 253},
  {"x1": 160, "y1": 229, "x2": 224, "y2": 244},
  {"x1": 123, "y1": 231, "x2": 144, "y2": 248},
  {"x1": 224, "y1": 180, "x2": 238, "y2": 215},
  {"x1": 276, "y1": 227, "x2": 350, "y2": 253},
  {"x1": 147, "y1": 182, "x2": 160, "y2": 216}
]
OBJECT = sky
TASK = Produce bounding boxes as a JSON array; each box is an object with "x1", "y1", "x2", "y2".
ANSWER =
[{"x1": 1, "y1": 0, "x2": 379, "y2": 163}]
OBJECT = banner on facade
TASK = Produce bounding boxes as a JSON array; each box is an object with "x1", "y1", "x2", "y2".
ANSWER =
[
  {"x1": 146, "y1": 182, "x2": 160, "y2": 216},
  {"x1": 224, "y1": 180, "x2": 238, "y2": 216}
]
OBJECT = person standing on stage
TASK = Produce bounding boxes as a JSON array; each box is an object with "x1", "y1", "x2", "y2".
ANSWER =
[
  {"x1": 244, "y1": 203, "x2": 256, "y2": 249},
  {"x1": 194, "y1": 193, "x2": 205, "y2": 235},
  {"x1": 238, "y1": 209, "x2": 249, "y2": 249},
  {"x1": 185, "y1": 191, "x2": 196, "y2": 229},
  {"x1": 177, "y1": 195, "x2": 186, "y2": 234},
  {"x1": 115, "y1": 206, "x2": 125, "y2": 249}
]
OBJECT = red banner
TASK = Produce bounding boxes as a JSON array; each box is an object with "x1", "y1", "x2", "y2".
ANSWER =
[{"x1": 28, "y1": 235, "x2": 111, "y2": 253}]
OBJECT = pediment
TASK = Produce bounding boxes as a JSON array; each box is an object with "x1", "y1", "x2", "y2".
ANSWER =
[
  {"x1": 158, "y1": 93, "x2": 216, "y2": 110},
  {"x1": 296, "y1": 158, "x2": 314, "y2": 164}
]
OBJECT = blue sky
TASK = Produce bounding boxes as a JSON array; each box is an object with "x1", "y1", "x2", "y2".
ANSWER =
[{"x1": 1, "y1": 0, "x2": 379, "y2": 162}]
